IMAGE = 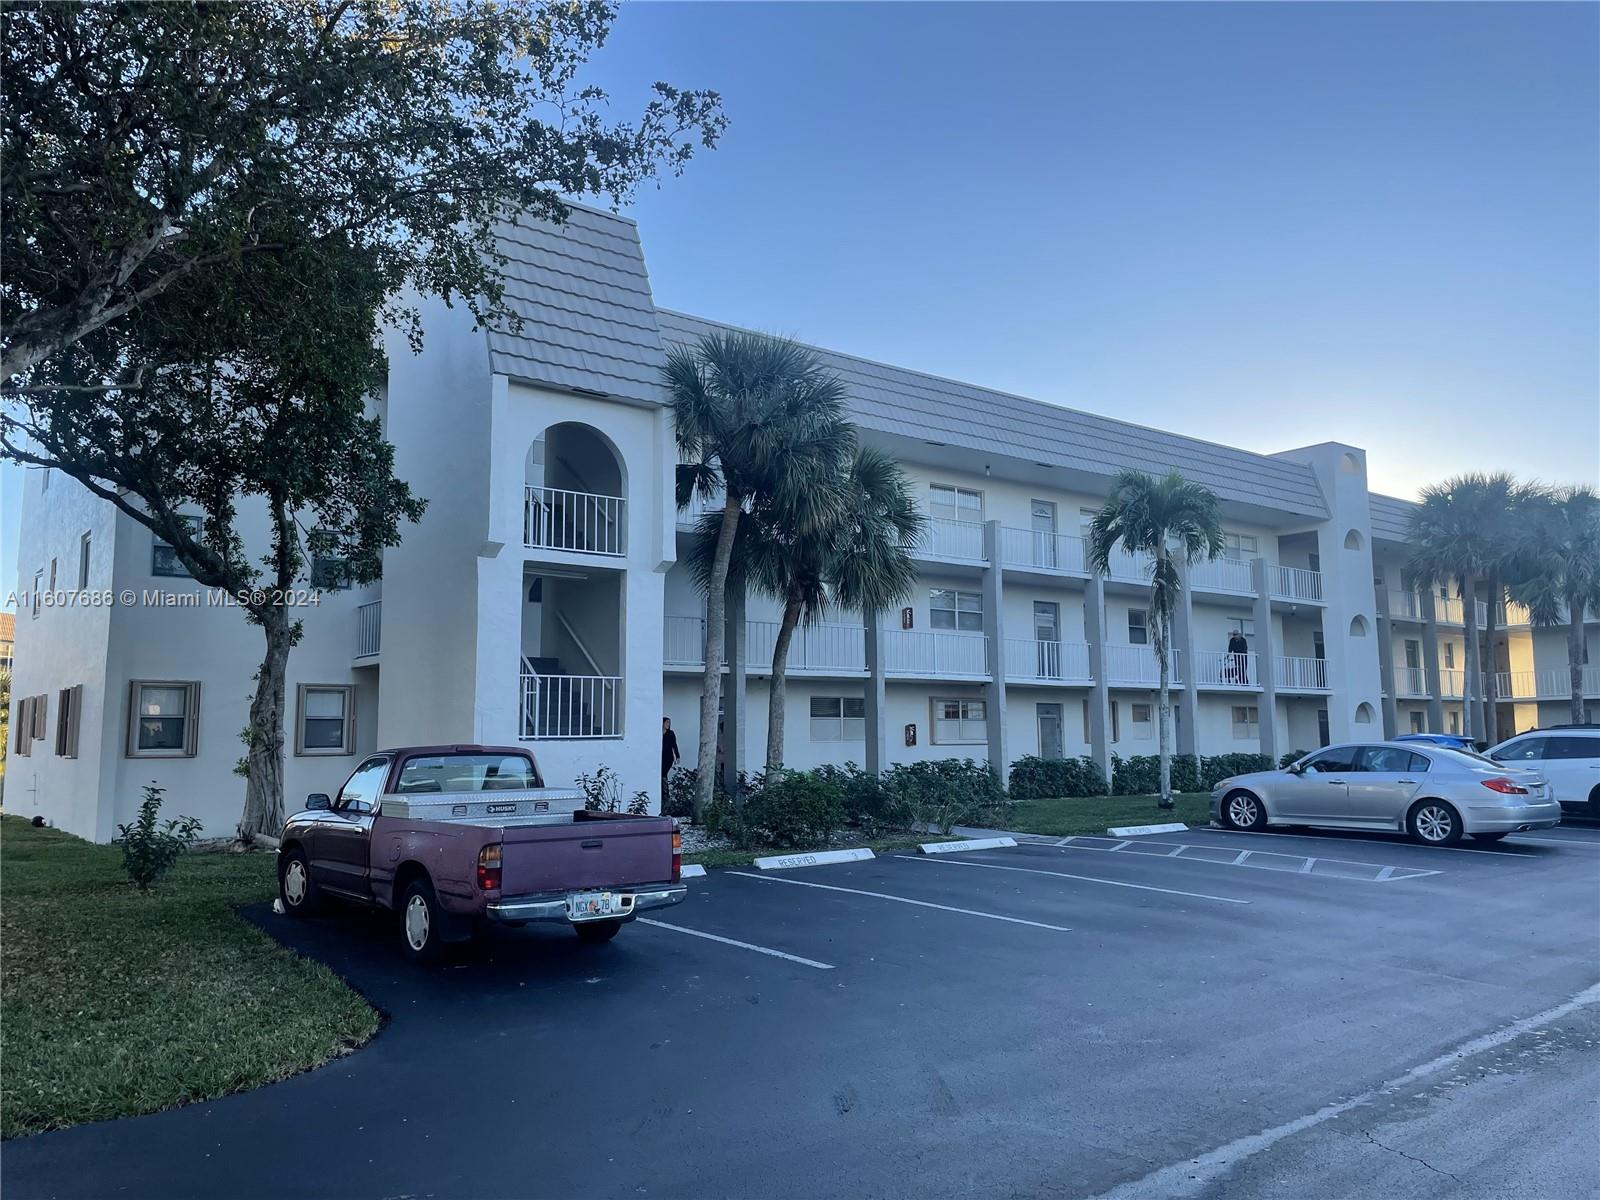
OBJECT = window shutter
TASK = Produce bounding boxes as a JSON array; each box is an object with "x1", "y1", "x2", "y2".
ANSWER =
[{"x1": 33, "y1": 693, "x2": 47, "y2": 740}]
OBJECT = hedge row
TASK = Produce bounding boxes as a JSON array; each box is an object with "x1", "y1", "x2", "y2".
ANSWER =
[{"x1": 1009, "y1": 752, "x2": 1281, "y2": 798}]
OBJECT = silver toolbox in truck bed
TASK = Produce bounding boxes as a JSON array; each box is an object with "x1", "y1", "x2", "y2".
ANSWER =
[{"x1": 380, "y1": 788, "x2": 586, "y2": 823}]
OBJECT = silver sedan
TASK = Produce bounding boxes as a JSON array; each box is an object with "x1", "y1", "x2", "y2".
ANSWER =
[{"x1": 1210, "y1": 741, "x2": 1561, "y2": 846}]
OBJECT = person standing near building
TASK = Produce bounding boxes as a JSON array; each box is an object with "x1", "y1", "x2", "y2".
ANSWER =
[
  {"x1": 661, "y1": 717, "x2": 680, "y2": 806},
  {"x1": 1226, "y1": 629, "x2": 1250, "y2": 683}
]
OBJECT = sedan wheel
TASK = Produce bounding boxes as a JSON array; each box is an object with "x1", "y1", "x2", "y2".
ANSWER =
[
  {"x1": 1224, "y1": 791, "x2": 1267, "y2": 831},
  {"x1": 1409, "y1": 801, "x2": 1462, "y2": 847}
]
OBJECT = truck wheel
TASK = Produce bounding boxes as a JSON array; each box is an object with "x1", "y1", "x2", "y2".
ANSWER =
[
  {"x1": 575, "y1": 919, "x2": 623, "y2": 945},
  {"x1": 278, "y1": 848, "x2": 323, "y2": 917},
  {"x1": 400, "y1": 877, "x2": 447, "y2": 964}
]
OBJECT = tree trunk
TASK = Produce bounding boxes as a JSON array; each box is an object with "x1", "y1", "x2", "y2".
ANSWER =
[
  {"x1": 1460, "y1": 574, "x2": 1480, "y2": 741},
  {"x1": 1568, "y1": 597, "x2": 1587, "y2": 725},
  {"x1": 238, "y1": 606, "x2": 291, "y2": 841},
  {"x1": 766, "y1": 596, "x2": 803, "y2": 768},
  {"x1": 1156, "y1": 613, "x2": 1173, "y2": 809},
  {"x1": 694, "y1": 498, "x2": 743, "y2": 820},
  {"x1": 1481, "y1": 570, "x2": 1501, "y2": 742}
]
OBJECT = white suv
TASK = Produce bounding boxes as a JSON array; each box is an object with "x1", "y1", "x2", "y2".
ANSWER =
[{"x1": 1488, "y1": 727, "x2": 1600, "y2": 816}]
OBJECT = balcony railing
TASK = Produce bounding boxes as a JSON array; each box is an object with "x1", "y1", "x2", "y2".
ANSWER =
[
  {"x1": 1432, "y1": 596, "x2": 1490, "y2": 627},
  {"x1": 1103, "y1": 644, "x2": 1181, "y2": 687},
  {"x1": 1495, "y1": 599, "x2": 1533, "y2": 627},
  {"x1": 525, "y1": 486, "x2": 626, "y2": 556},
  {"x1": 746, "y1": 620, "x2": 866, "y2": 674},
  {"x1": 519, "y1": 663, "x2": 622, "y2": 739},
  {"x1": 1192, "y1": 649, "x2": 1259, "y2": 688},
  {"x1": 1104, "y1": 546, "x2": 1154, "y2": 584},
  {"x1": 1493, "y1": 666, "x2": 1600, "y2": 700},
  {"x1": 1187, "y1": 557, "x2": 1253, "y2": 593},
  {"x1": 1386, "y1": 590, "x2": 1425, "y2": 621},
  {"x1": 355, "y1": 600, "x2": 381, "y2": 658},
  {"x1": 1268, "y1": 564, "x2": 1324, "y2": 604},
  {"x1": 1396, "y1": 665, "x2": 1427, "y2": 697},
  {"x1": 998, "y1": 528, "x2": 1088, "y2": 574},
  {"x1": 664, "y1": 615, "x2": 705, "y2": 667},
  {"x1": 1003, "y1": 638, "x2": 1092, "y2": 683},
  {"x1": 882, "y1": 629, "x2": 988, "y2": 678},
  {"x1": 1274, "y1": 655, "x2": 1329, "y2": 691},
  {"x1": 913, "y1": 518, "x2": 986, "y2": 562}
]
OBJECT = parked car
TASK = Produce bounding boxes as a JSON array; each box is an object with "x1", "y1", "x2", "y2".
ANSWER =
[
  {"x1": 1212, "y1": 741, "x2": 1560, "y2": 845},
  {"x1": 1486, "y1": 726, "x2": 1600, "y2": 817},
  {"x1": 277, "y1": 745, "x2": 685, "y2": 962},
  {"x1": 1393, "y1": 732, "x2": 1486, "y2": 753}
]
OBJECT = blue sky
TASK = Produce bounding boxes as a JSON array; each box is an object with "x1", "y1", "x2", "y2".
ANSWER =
[{"x1": 4, "y1": 1, "x2": 1596, "y2": 603}]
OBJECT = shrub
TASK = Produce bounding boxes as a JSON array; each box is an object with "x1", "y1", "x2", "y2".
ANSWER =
[
  {"x1": 1200, "y1": 753, "x2": 1275, "y2": 788},
  {"x1": 884, "y1": 758, "x2": 1008, "y2": 834},
  {"x1": 575, "y1": 765, "x2": 622, "y2": 812},
  {"x1": 1279, "y1": 749, "x2": 1310, "y2": 769},
  {"x1": 663, "y1": 767, "x2": 699, "y2": 819},
  {"x1": 117, "y1": 784, "x2": 201, "y2": 891},
  {"x1": 1008, "y1": 755, "x2": 1109, "y2": 799},
  {"x1": 811, "y1": 762, "x2": 909, "y2": 834},
  {"x1": 719, "y1": 768, "x2": 846, "y2": 850}
]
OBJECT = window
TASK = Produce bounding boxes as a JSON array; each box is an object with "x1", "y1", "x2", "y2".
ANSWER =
[
  {"x1": 1546, "y1": 736, "x2": 1599, "y2": 760},
  {"x1": 392, "y1": 753, "x2": 536, "y2": 796},
  {"x1": 54, "y1": 685, "x2": 82, "y2": 758},
  {"x1": 1443, "y1": 643, "x2": 1455, "y2": 669},
  {"x1": 1308, "y1": 553, "x2": 1321, "y2": 573},
  {"x1": 78, "y1": 532, "x2": 92, "y2": 590},
  {"x1": 1317, "y1": 708, "x2": 1330, "y2": 747},
  {"x1": 31, "y1": 569, "x2": 42, "y2": 617},
  {"x1": 1132, "y1": 703, "x2": 1153, "y2": 739},
  {"x1": 127, "y1": 681, "x2": 200, "y2": 757},
  {"x1": 296, "y1": 684, "x2": 356, "y2": 755},
  {"x1": 1493, "y1": 737, "x2": 1546, "y2": 763},
  {"x1": 341, "y1": 757, "x2": 393, "y2": 810},
  {"x1": 310, "y1": 533, "x2": 352, "y2": 591},
  {"x1": 152, "y1": 516, "x2": 201, "y2": 577},
  {"x1": 1356, "y1": 746, "x2": 1428, "y2": 773},
  {"x1": 809, "y1": 696, "x2": 866, "y2": 742},
  {"x1": 1300, "y1": 747, "x2": 1357, "y2": 774},
  {"x1": 932, "y1": 698, "x2": 986, "y2": 744},
  {"x1": 1313, "y1": 631, "x2": 1326, "y2": 659},
  {"x1": 1409, "y1": 711, "x2": 1425, "y2": 734},
  {"x1": 1448, "y1": 710, "x2": 1461, "y2": 734},
  {"x1": 1231, "y1": 705, "x2": 1259, "y2": 738},
  {"x1": 1127, "y1": 609, "x2": 1148, "y2": 645},
  {"x1": 930, "y1": 588, "x2": 983, "y2": 632},
  {"x1": 928, "y1": 483, "x2": 982, "y2": 525},
  {"x1": 1233, "y1": 617, "x2": 1257, "y2": 637},
  {"x1": 1404, "y1": 640, "x2": 1421, "y2": 669},
  {"x1": 1224, "y1": 532, "x2": 1258, "y2": 558},
  {"x1": 1109, "y1": 699, "x2": 1120, "y2": 743}
]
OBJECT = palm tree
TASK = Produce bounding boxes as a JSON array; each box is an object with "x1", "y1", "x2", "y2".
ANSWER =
[
  {"x1": 666, "y1": 331, "x2": 853, "y2": 818},
  {"x1": 1407, "y1": 474, "x2": 1506, "y2": 741},
  {"x1": 1087, "y1": 470, "x2": 1223, "y2": 808},
  {"x1": 1470, "y1": 473, "x2": 1522, "y2": 742},
  {"x1": 1509, "y1": 485, "x2": 1600, "y2": 724}
]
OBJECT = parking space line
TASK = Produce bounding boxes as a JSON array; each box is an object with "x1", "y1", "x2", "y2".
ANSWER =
[
  {"x1": 726, "y1": 871, "x2": 1075, "y2": 932},
  {"x1": 897, "y1": 855, "x2": 1252, "y2": 904},
  {"x1": 1187, "y1": 825, "x2": 1530, "y2": 857},
  {"x1": 636, "y1": 918, "x2": 836, "y2": 970},
  {"x1": 1507, "y1": 834, "x2": 1600, "y2": 848}
]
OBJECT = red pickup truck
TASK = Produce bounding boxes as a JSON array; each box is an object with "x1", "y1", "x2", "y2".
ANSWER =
[{"x1": 276, "y1": 745, "x2": 684, "y2": 962}]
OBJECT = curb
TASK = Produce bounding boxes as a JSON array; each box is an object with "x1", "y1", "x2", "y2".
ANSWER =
[
  {"x1": 680, "y1": 864, "x2": 707, "y2": 878},
  {"x1": 1106, "y1": 823, "x2": 1189, "y2": 837},
  {"x1": 920, "y1": 836, "x2": 1017, "y2": 854},
  {"x1": 754, "y1": 847, "x2": 875, "y2": 871}
]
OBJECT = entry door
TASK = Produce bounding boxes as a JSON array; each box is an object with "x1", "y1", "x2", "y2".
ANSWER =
[
  {"x1": 1346, "y1": 746, "x2": 1426, "y2": 827},
  {"x1": 1034, "y1": 602, "x2": 1060, "y2": 677},
  {"x1": 1031, "y1": 500, "x2": 1058, "y2": 568},
  {"x1": 1037, "y1": 703, "x2": 1064, "y2": 760},
  {"x1": 1404, "y1": 640, "x2": 1420, "y2": 669},
  {"x1": 1274, "y1": 746, "x2": 1356, "y2": 819}
]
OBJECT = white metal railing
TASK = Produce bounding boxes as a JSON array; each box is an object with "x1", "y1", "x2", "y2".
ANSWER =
[
  {"x1": 1103, "y1": 644, "x2": 1181, "y2": 686},
  {"x1": 1435, "y1": 595, "x2": 1464, "y2": 624},
  {"x1": 525, "y1": 486, "x2": 626, "y2": 556},
  {"x1": 1496, "y1": 599, "x2": 1533, "y2": 627},
  {"x1": 1104, "y1": 546, "x2": 1154, "y2": 583},
  {"x1": 1438, "y1": 668, "x2": 1465, "y2": 698},
  {"x1": 1387, "y1": 590, "x2": 1425, "y2": 621},
  {"x1": 1192, "y1": 649, "x2": 1259, "y2": 687},
  {"x1": 1268, "y1": 564, "x2": 1324, "y2": 603},
  {"x1": 1003, "y1": 638, "x2": 1091, "y2": 683},
  {"x1": 664, "y1": 615, "x2": 705, "y2": 666},
  {"x1": 1274, "y1": 655, "x2": 1329, "y2": 690},
  {"x1": 1494, "y1": 667, "x2": 1600, "y2": 700},
  {"x1": 1189, "y1": 557, "x2": 1254, "y2": 593},
  {"x1": 881, "y1": 629, "x2": 988, "y2": 678},
  {"x1": 355, "y1": 600, "x2": 381, "y2": 657},
  {"x1": 1396, "y1": 666, "x2": 1427, "y2": 697},
  {"x1": 913, "y1": 518, "x2": 986, "y2": 562},
  {"x1": 746, "y1": 620, "x2": 866, "y2": 674},
  {"x1": 519, "y1": 663, "x2": 623, "y2": 738},
  {"x1": 998, "y1": 527, "x2": 1088, "y2": 574}
]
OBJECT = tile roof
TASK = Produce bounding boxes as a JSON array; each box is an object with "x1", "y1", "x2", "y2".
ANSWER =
[{"x1": 1369, "y1": 492, "x2": 1419, "y2": 543}]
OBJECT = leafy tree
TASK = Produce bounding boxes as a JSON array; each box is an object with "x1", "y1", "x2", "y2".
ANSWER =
[
  {"x1": 667, "y1": 332, "x2": 854, "y2": 817},
  {"x1": 117, "y1": 783, "x2": 202, "y2": 891},
  {"x1": 1510, "y1": 485, "x2": 1600, "y2": 724},
  {"x1": 1088, "y1": 470, "x2": 1223, "y2": 808}
]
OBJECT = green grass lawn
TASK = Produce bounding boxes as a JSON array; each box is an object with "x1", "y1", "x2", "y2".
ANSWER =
[
  {"x1": 1, "y1": 816, "x2": 379, "y2": 1139},
  {"x1": 999, "y1": 793, "x2": 1215, "y2": 838}
]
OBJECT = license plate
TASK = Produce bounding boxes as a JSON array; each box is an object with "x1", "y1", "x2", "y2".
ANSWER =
[{"x1": 567, "y1": 890, "x2": 621, "y2": 921}]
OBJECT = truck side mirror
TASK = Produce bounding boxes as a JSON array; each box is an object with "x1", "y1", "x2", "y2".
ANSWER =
[{"x1": 306, "y1": 793, "x2": 331, "y2": 811}]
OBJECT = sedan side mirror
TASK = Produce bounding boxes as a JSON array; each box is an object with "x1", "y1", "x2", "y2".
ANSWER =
[
  {"x1": 306, "y1": 793, "x2": 331, "y2": 811},
  {"x1": 1285, "y1": 762, "x2": 1304, "y2": 776}
]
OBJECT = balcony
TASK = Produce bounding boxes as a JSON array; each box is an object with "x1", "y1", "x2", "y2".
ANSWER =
[
  {"x1": 1103, "y1": 644, "x2": 1182, "y2": 687},
  {"x1": 998, "y1": 528, "x2": 1088, "y2": 575},
  {"x1": 1268, "y1": 565, "x2": 1324, "y2": 604},
  {"x1": 1495, "y1": 599, "x2": 1533, "y2": 627},
  {"x1": 1386, "y1": 590, "x2": 1425, "y2": 622},
  {"x1": 1493, "y1": 666, "x2": 1600, "y2": 701},
  {"x1": 355, "y1": 599, "x2": 381, "y2": 660},
  {"x1": 1103, "y1": 546, "x2": 1154, "y2": 584},
  {"x1": 1396, "y1": 665, "x2": 1428, "y2": 698},
  {"x1": 912, "y1": 518, "x2": 986, "y2": 564},
  {"x1": 519, "y1": 663, "x2": 623, "y2": 739},
  {"x1": 746, "y1": 620, "x2": 867, "y2": 675},
  {"x1": 1189, "y1": 556, "x2": 1255, "y2": 594},
  {"x1": 1003, "y1": 638, "x2": 1092, "y2": 684},
  {"x1": 664, "y1": 615, "x2": 706, "y2": 667},
  {"x1": 525, "y1": 486, "x2": 626, "y2": 557},
  {"x1": 1273, "y1": 655, "x2": 1329, "y2": 692},
  {"x1": 882, "y1": 629, "x2": 989, "y2": 679},
  {"x1": 1433, "y1": 596, "x2": 1490, "y2": 627},
  {"x1": 1191, "y1": 649, "x2": 1260, "y2": 690}
]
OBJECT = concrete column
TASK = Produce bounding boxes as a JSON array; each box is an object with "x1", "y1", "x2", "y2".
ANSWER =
[
  {"x1": 1251, "y1": 558, "x2": 1280, "y2": 762},
  {"x1": 1173, "y1": 560, "x2": 1199, "y2": 759},
  {"x1": 981, "y1": 520, "x2": 1009, "y2": 785},
  {"x1": 863, "y1": 612, "x2": 888, "y2": 776},
  {"x1": 1084, "y1": 574, "x2": 1113, "y2": 784},
  {"x1": 1375, "y1": 587, "x2": 1398, "y2": 738},
  {"x1": 1421, "y1": 590, "x2": 1444, "y2": 732},
  {"x1": 721, "y1": 586, "x2": 746, "y2": 794}
]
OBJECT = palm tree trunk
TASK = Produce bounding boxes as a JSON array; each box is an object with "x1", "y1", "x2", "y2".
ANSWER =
[
  {"x1": 766, "y1": 596, "x2": 803, "y2": 768},
  {"x1": 1481, "y1": 570, "x2": 1501, "y2": 742},
  {"x1": 1568, "y1": 596, "x2": 1586, "y2": 725},
  {"x1": 1156, "y1": 613, "x2": 1172, "y2": 809},
  {"x1": 694, "y1": 498, "x2": 743, "y2": 820},
  {"x1": 1460, "y1": 574, "x2": 1480, "y2": 741}
]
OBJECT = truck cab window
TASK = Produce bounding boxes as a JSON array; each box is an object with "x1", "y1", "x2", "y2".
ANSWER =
[{"x1": 338, "y1": 758, "x2": 389, "y2": 813}]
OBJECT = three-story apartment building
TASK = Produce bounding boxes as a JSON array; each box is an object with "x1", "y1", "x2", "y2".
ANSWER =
[{"x1": 9, "y1": 204, "x2": 1594, "y2": 840}]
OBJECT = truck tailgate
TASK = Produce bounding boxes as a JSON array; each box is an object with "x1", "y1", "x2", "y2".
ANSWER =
[{"x1": 500, "y1": 816, "x2": 674, "y2": 894}]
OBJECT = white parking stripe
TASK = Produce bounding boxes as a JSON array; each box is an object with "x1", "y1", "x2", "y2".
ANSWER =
[
  {"x1": 1189, "y1": 826, "x2": 1531, "y2": 857},
  {"x1": 726, "y1": 871, "x2": 1075, "y2": 932},
  {"x1": 1038, "y1": 836, "x2": 1441, "y2": 881},
  {"x1": 897, "y1": 855, "x2": 1252, "y2": 905},
  {"x1": 636, "y1": 918, "x2": 835, "y2": 970},
  {"x1": 1507, "y1": 835, "x2": 1600, "y2": 848}
]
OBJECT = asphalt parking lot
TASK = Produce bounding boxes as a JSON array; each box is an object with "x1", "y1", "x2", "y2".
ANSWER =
[{"x1": 5, "y1": 822, "x2": 1598, "y2": 1200}]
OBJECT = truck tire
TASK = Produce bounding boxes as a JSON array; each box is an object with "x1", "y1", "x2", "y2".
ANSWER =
[
  {"x1": 400, "y1": 877, "x2": 448, "y2": 964},
  {"x1": 575, "y1": 919, "x2": 623, "y2": 945},
  {"x1": 278, "y1": 848, "x2": 323, "y2": 917}
]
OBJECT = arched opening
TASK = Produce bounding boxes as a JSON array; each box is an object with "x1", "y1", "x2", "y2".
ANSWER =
[
  {"x1": 1343, "y1": 529, "x2": 1364, "y2": 551},
  {"x1": 1354, "y1": 702, "x2": 1375, "y2": 725},
  {"x1": 525, "y1": 422, "x2": 627, "y2": 556},
  {"x1": 1338, "y1": 452, "x2": 1363, "y2": 476},
  {"x1": 1349, "y1": 614, "x2": 1369, "y2": 637}
]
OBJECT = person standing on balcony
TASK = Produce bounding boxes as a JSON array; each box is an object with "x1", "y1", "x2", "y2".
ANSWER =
[
  {"x1": 1227, "y1": 629, "x2": 1249, "y2": 683},
  {"x1": 661, "y1": 717, "x2": 681, "y2": 806}
]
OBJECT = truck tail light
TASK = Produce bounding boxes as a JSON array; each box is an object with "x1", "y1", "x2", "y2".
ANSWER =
[
  {"x1": 1481, "y1": 777, "x2": 1529, "y2": 795},
  {"x1": 477, "y1": 843, "x2": 503, "y2": 891},
  {"x1": 671, "y1": 826, "x2": 682, "y2": 883}
]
